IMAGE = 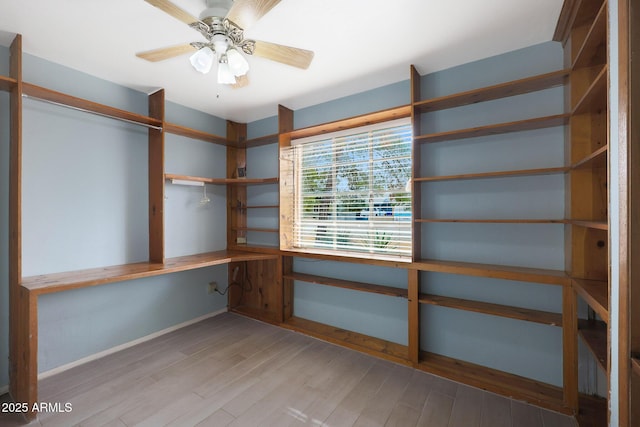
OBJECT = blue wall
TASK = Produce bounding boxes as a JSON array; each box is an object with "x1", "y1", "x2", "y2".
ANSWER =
[
  {"x1": 0, "y1": 47, "x2": 231, "y2": 383},
  {"x1": 245, "y1": 41, "x2": 604, "y2": 392},
  {"x1": 1, "y1": 39, "x2": 605, "y2": 396}
]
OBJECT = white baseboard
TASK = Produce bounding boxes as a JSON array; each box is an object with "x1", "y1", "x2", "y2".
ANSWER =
[{"x1": 38, "y1": 308, "x2": 227, "y2": 380}]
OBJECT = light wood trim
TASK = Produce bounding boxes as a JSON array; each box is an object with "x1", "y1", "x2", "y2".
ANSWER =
[
  {"x1": 282, "y1": 316, "x2": 410, "y2": 366},
  {"x1": 419, "y1": 293, "x2": 563, "y2": 326},
  {"x1": 578, "y1": 319, "x2": 608, "y2": 371},
  {"x1": 165, "y1": 173, "x2": 278, "y2": 185},
  {"x1": 0, "y1": 75, "x2": 17, "y2": 91},
  {"x1": 412, "y1": 259, "x2": 570, "y2": 286},
  {"x1": 407, "y1": 269, "x2": 420, "y2": 364},
  {"x1": 418, "y1": 351, "x2": 572, "y2": 415},
  {"x1": 415, "y1": 167, "x2": 570, "y2": 182},
  {"x1": 148, "y1": 89, "x2": 165, "y2": 263},
  {"x1": 571, "y1": 144, "x2": 608, "y2": 169},
  {"x1": 414, "y1": 114, "x2": 570, "y2": 144},
  {"x1": 572, "y1": 65, "x2": 608, "y2": 115},
  {"x1": 414, "y1": 69, "x2": 569, "y2": 114},
  {"x1": 285, "y1": 105, "x2": 411, "y2": 140},
  {"x1": 163, "y1": 122, "x2": 228, "y2": 145},
  {"x1": 20, "y1": 250, "x2": 277, "y2": 295},
  {"x1": 278, "y1": 105, "x2": 294, "y2": 251},
  {"x1": 22, "y1": 83, "x2": 163, "y2": 128},
  {"x1": 571, "y1": 0, "x2": 608, "y2": 69},
  {"x1": 572, "y1": 278, "x2": 609, "y2": 323},
  {"x1": 285, "y1": 272, "x2": 408, "y2": 298},
  {"x1": 415, "y1": 218, "x2": 568, "y2": 224}
]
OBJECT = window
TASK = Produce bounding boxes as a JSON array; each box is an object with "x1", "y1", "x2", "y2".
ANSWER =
[{"x1": 281, "y1": 118, "x2": 412, "y2": 261}]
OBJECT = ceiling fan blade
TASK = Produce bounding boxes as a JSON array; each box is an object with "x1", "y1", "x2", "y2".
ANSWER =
[
  {"x1": 231, "y1": 74, "x2": 250, "y2": 88},
  {"x1": 144, "y1": 0, "x2": 201, "y2": 25},
  {"x1": 252, "y1": 40, "x2": 314, "y2": 69},
  {"x1": 136, "y1": 44, "x2": 197, "y2": 62},
  {"x1": 226, "y1": 0, "x2": 281, "y2": 30}
]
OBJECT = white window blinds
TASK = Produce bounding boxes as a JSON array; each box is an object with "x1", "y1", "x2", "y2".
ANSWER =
[{"x1": 283, "y1": 119, "x2": 412, "y2": 261}]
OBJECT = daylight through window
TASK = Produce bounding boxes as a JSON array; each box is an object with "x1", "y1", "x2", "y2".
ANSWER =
[{"x1": 282, "y1": 119, "x2": 412, "y2": 261}]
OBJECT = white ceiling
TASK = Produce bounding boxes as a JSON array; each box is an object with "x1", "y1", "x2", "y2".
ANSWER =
[{"x1": 0, "y1": 0, "x2": 564, "y2": 123}]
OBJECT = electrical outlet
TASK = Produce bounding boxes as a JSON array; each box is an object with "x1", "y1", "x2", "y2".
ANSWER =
[
  {"x1": 236, "y1": 236, "x2": 247, "y2": 244},
  {"x1": 208, "y1": 281, "x2": 218, "y2": 294}
]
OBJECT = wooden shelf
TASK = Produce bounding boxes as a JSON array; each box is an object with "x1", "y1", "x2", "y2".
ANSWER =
[
  {"x1": 571, "y1": 144, "x2": 608, "y2": 169},
  {"x1": 282, "y1": 316, "x2": 410, "y2": 366},
  {"x1": 572, "y1": 65, "x2": 608, "y2": 115},
  {"x1": 413, "y1": 69, "x2": 569, "y2": 114},
  {"x1": 570, "y1": 220, "x2": 608, "y2": 230},
  {"x1": 22, "y1": 83, "x2": 162, "y2": 128},
  {"x1": 0, "y1": 75, "x2": 17, "y2": 91},
  {"x1": 572, "y1": 0, "x2": 608, "y2": 69},
  {"x1": 414, "y1": 167, "x2": 569, "y2": 182},
  {"x1": 578, "y1": 319, "x2": 608, "y2": 371},
  {"x1": 232, "y1": 205, "x2": 279, "y2": 210},
  {"x1": 632, "y1": 358, "x2": 640, "y2": 377},
  {"x1": 572, "y1": 278, "x2": 609, "y2": 323},
  {"x1": 165, "y1": 173, "x2": 278, "y2": 185},
  {"x1": 416, "y1": 218, "x2": 567, "y2": 224},
  {"x1": 414, "y1": 114, "x2": 570, "y2": 144},
  {"x1": 233, "y1": 227, "x2": 279, "y2": 233},
  {"x1": 21, "y1": 250, "x2": 278, "y2": 295},
  {"x1": 163, "y1": 122, "x2": 228, "y2": 145},
  {"x1": 244, "y1": 133, "x2": 279, "y2": 147},
  {"x1": 285, "y1": 105, "x2": 411, "y2": 140},
  {"x1": 419, "y1": 293, "x2": 562, "y2": 326},
  {"x1": 285, "y1": 272, "x2": 408, "y2": 298},
  {"x1": 412, "y1": 259, "x2": 570, "y2": 286},
  {"x1": 417, "y1": 351, "x2": 570, "y2": 415}
]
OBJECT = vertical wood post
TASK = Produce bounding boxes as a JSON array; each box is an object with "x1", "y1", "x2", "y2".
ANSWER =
[
  {"x1": 410, "y1": 65, "x2": 422, "y2": 261},
  {"x1": 148, "y1": 89, "x2": 165, "y2": 263},
  {"x1": 408, "y1": 269, "x2": 420, "y2": 364},
  {"x1": 562, "y1": 284, "x2": 579, "y2": 413}
]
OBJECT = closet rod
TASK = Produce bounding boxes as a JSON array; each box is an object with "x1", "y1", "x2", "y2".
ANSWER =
[{"x1": 22, "y1": 93, "x2": 163, "y2": 131}]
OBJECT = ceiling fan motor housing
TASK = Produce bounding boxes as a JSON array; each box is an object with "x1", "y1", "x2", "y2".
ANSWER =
[{"x1": 199, "y1": 0, "x2": 233, "y2": 20}]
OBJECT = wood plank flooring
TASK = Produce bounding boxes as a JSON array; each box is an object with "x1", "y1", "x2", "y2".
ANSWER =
[{"x1": 1, "y1": 312, "x2": 577, "y2": 426}]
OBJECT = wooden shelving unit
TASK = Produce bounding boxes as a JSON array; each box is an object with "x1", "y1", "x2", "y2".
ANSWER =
[
  {"x1": 6, "y1": 0, "x2": 623, "y2": 421},
  {"x1": 557, "y1": 0, "x2": 610, "y2": 421},
  {"x1": 165, "y1": 173, "x2": 278, "y2": 185},
  {"x1": 0, "y1": 74, "x2": 16, "y2": 91},
  {"x1": 21, "y1": 250, "x2": 277, "y2": 295},
  {"x1": 413, "y1": 69, "x2": 569, "y2": 114},
  {"x1": 412, "y1": 259, "x2": 569, "y2": 286},
  {"x1": 418, "y1": 293, "x2": 563, "y2": 326},
  {"x1": 284, "y1": 272, "x2": 408, "y2": 298},
  {"x1": 414, "y1": 114, "x2": 570, "y2": 144},
  {"x1": 414, "y1": 166, "x2": 569, "y2": 182}
]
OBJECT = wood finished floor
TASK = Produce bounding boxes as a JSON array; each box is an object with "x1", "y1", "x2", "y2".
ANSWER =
[{"x1": 1, "y1": 312, "x2": 577, "y2": 427}]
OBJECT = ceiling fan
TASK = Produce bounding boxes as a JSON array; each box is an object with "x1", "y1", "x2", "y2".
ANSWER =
[{"x1": 136, "y1": 0, "x2": 314, "y2": 87}]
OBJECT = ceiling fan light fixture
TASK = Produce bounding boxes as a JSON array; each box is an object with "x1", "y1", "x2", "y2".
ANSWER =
[
  {"x1": 217, "y1": 57, "x2": 236, "y2": 84},
  {"x1": 226, "y1": 48, "x2": 250, "y2": 76},
  {"x1": 189, "y1": 46, "x2": 215, "y2": 74}
]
